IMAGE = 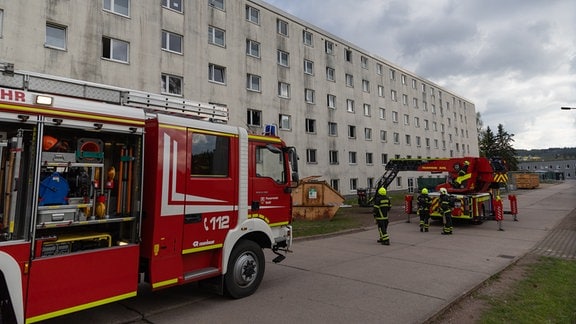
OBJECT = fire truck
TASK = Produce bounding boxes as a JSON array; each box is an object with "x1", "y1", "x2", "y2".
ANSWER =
[
  {"x1": 0, "y1": 65, "x2": 298, "y2": 324},
  {"x1": 368, "y1": 157, "x2": 515, "y2": 223}
]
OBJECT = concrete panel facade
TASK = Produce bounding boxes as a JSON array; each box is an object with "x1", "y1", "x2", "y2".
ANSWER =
[{"x1": 0, "y1": 0, "x2": 479, "y2": 194}]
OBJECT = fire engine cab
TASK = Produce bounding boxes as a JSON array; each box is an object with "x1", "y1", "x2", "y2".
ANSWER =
[{"x1": 0, "y1": 65, "x2": 298, "y2": 323}]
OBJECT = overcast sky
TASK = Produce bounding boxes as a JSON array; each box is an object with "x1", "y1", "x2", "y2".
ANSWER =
[{"x1": 264, "y1": 0, "x2": 576, "y2": 150}]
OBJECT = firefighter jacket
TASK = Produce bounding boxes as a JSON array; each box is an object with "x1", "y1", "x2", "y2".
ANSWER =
[
  {"x1": 417, "y1": 194, "x2": 432, "y2": 215},
  {"x1": 439, "y1": 194, "x2": 453, "y2": 213},
  {"x1": 373, "y1": 194, "x2": 391, "y2": 220}
]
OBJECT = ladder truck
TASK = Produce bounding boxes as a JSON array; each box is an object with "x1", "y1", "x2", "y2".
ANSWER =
[
  {"x1": 365, "y1": 157, "x2": 515, "y2": 223},
  {"x1": 0, "y1": 64, "x2": 299, "y2": 324}
]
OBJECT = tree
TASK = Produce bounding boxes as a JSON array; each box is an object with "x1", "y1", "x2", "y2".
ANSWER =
[{"x1": 479, "y1": 124, "x2": 518, "y2": 171}]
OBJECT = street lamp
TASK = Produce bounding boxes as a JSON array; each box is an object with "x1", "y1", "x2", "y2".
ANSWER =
[{"x1": 561, "y1": 107, "x2": 576, "y2": 110}]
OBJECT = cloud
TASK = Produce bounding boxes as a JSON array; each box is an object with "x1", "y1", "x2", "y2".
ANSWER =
[{"x1": 264, "y1": 0, "x2": 576, "y2": 149}]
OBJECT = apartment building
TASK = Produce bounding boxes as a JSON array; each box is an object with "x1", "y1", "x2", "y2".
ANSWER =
[{"x1": 0, "y1": 0, "x2": 479, "y2": 194}]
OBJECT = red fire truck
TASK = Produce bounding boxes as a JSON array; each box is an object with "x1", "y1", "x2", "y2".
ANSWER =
[{"x1": 0, "y1": 67, "x2": 298, "y2": 323}]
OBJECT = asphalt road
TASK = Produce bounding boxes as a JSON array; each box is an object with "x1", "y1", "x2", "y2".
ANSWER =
[{"x1": 42, "y1": 180, "x2": 576, "y2": 324}]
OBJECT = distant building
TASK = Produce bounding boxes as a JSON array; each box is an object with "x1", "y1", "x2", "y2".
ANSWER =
[
  {"x1": 0, "y1": 0, "x2": 479, "y2": 194},
  {"x1": 518, "y1": 159, "x2": 576, "y2": 180}
]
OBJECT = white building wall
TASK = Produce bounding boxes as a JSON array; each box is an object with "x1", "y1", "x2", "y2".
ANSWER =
[{"x1": 0, "y1": 0, "x2": 479, "y2": 194}]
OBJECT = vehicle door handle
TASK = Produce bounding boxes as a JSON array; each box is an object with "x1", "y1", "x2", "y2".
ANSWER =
[{"x1": 184, "y1": 213, "x2": 202, "y2": 224}]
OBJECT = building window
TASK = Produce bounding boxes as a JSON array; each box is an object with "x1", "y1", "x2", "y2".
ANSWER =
[
  {"x1": 325, "y1": 40, "x2": 334, "y2": 54},
  {"x1": 348, "y1": 152, "x2": 357, "y2": 164},
  {"x1": 277, "y1": 19, "x2": 289, "y2": 36},
  {"x1": 209, "y1": 0, "x2": 224, "y2": 10},
  {"x1": 305, "y1": 88, "x2": 315, "y2": 104},
  {"x1": 401, "y1": 74, "x2": 407, "y2": 85},
  {"x1": 416, "y1": 136, "x2": 421, "y2": 147},
  {"x1": 348, "y1": 125, "x2": 356, "y2": 139},
  {"x1": 366, "y1": 152, "x2": 373, "y2": 165},
  {"x1": 362, "y1": 79, "x2": 370, "y2": 92},
  {"x1": 208, "y1": 26, "x2": 225, "y2": 47},
  {"x1": 403, "y1": 114, "x2": 410, "y2": 125},
  {"x1": 330, "y1": 179, "x2": 340, "y2": 191},
  {"x1": 376, "y1": 63, "x2": 383, "y2": 75},
  {"x1": 363, "y1": 104, "x2": 371, "y2": 116},
  {"x1": 162, "y1": 0, "x2": 182, "y2": 12},
  {"x1": 326, "y1": 67, "x2": 335, "y2": 81},
  {"x1": 327, "y1": 94, "x2": 336, "y2": 109},
  {"x1": 389, "y1": 69, "x2": 396, "y2": 80},
  {"x1": 279, "y1": 114, "x2": 291, "y2": 130},
  {"x1": 0, "y1": 9, "x2": 3, "y2": 38},
  {"x1": 413, "y1": 98, "x2": 419, "y2": 108},
  {"x1": 328, "y1": 122, "x2": 338, "y2": 136},
  {"x1": 104, "y1": 0, "x2": 130, "y2": 16},
  {"x1": 425, "y1": 138, "x2": 430, "y2": 148},
  {"x1": 393, "y1": 132, "x2": 400, "y2": 144},
  {"x1": 380, "y1": 130, "x2": 387, "y2": 142},
  {"x1": 344, "y1": 49, "x2": 353, "y2": 62},
  {"x1": 345, "y1": 74, "x2": 354, "y2": 87},
  {"x1": 247, "y1": 109, "x2": 261, "y2": 126},
  {"x1": 102, "y1": 37, "x2": 129, "y2": 63},
  {"x1": 247, "y1": 74, "x2": 261, "y2": 92},
  {"x1": 381, "y1": 153, "x2": 388, "y2": 165},
  {"x1": 278, "y1": 82, "x2": 290, "y2": 98},
  {"x1": 329, "y1": 150, "x2": 339, "y2": 164},
  {"x1": 246, "y1": 5, "x2": 260, "y2": 24},
  {"x1": 162, "y1": 31, "x2": 182, "y2": 53},
  {"x1": 161, "y1": 74, "x2": 182, "y2": 95},
  {"x1": 379, "y1": 107, "x2": 386, "y2": 119},
  {"x1": 46, "y1": 24, "x2": 67, "y2": 50},
  {"x1": 391, "y1": 90, "x2": 397, "y2": 101},
  {"x1": 304, "y1": 60, "x2": 314, "y2": 75},
  {"x1": 305, "y1": 118, "x2": 316, "y2": 133},
  {"x1": 361, "y1": 56, "x2": 368, "y2": 69},
  {"x1": 378, "y1": 85, "x2": 384, "y2": 97},
  {"x1": 364, "y1": 128, "x2": 372, "y2": 140},
  {"x1": 346, "y1": 99, "x2": 355, "y2": 113},
  {"x1": 277, "y1": 50, "x2": 289, "y2": 67},
  {"x1": 392, "y1": 111, "x2": 398, "y2": 123},
  {"x1": 306, "y1": 149, "x2": 317, "y2": 163},
  {"x1": 350, "y1": 178, "x2": 358, "y2": 191},
  {"x1": 414, "y1": 117, "x2": 420, "y2": 128},
  {"x1": 402, "y1": 94, "x2": 408, "y2": 105},
  {"x1": 246, "y1": 39, "x2": 260, "y2": 58},
  {"x1": 209, "y1": 63, "x2": 226, "y2": 83},
  {"x1": 303, "y1": 30, "x2": 313, "y2": 46}
]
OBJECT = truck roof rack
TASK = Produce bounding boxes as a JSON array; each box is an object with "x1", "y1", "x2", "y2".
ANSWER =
[
  {"x1": 0, "y1": 62, "x2": 229, "y2": 123},
  {"x1": 122, "y1": 91, "x2": 228, "y2": 123}
]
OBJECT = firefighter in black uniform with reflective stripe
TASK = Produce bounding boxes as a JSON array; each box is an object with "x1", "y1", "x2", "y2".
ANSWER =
[
  {"x1": 373, "y1": 187, "x2": 392, "y2": 245},
  {"x1": 417, "y1": 188, "x2": 432, "y2": 232},
  {"x1": 439, "y1": 187, "x2": 454, "y2": 235}
]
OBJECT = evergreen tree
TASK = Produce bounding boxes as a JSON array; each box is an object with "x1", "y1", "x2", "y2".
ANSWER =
[{"x1": 478, "y1": 124, "x2": 518, "y2": 171}]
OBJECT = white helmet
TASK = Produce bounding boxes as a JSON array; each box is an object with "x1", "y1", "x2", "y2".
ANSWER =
[{"x1": 440, "y1": 188, "x2": 448, "y2": 195}]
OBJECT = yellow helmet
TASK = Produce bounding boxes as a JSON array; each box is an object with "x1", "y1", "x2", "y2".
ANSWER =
[
  {"x1": 421, "y1": 188, "x2": 428, "y2": 195},
  {"x1": 440, "y1": 188, "x2": 448, "y2": 195},
  {"x1": 464, "y1": 160, "x2": 470, "y2": 166},
  {"x1": 378, "y1": 187, "x2": 387, "y2": 195}
]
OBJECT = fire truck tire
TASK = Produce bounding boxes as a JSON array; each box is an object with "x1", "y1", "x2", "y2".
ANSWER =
[{"x1": 224, "y1": 240, "x2": 265, "y2": 299}]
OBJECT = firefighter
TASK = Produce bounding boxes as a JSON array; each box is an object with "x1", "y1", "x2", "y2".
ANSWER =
[
  {"x1": 417, "y1": 188, "x2": 432, "y2": 232},
  {"x1": 373, "y1": 187, "x2": 392, "y2": 245},
  {"x1": 439, "y1": 187, "x2": 453, "y2": 235},
  {"x1": 454, "y1": 160, "x2": 470, "y2": 188}
]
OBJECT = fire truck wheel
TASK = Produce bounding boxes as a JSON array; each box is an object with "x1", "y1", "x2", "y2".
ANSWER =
[{"x1": 224, "y1": 240, "x2": 265, "y2": 299}]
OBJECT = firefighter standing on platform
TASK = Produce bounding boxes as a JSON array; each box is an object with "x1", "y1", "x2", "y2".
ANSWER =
[
  {"x1": 439, "y1": 188, "x2": 454, "y2": 235},
  {"x1": 373, "y1": 187, "x2": 392, "y2": 245},
  {"x1": 417, "y1": 188, "x2": 432, "y2": 232}
]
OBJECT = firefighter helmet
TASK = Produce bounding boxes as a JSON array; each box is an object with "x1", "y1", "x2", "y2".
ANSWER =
[
  {"x1": 440, "y1": 188, "x2": 448, "y2": 195},
  {"x1": 421, "y1": 188, "x2": 428, "y2": 195},
  {"x1": 378, "y1": 187, "x2": 387, "y2": 195},
  {"x1": 464, "y1": 160, "x2": 470, "y2": 166}
]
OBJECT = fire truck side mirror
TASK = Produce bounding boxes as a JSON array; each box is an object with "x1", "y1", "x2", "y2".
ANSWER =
[{"x1": 286, "y1": 146, "x2": 299, "y2": 188}]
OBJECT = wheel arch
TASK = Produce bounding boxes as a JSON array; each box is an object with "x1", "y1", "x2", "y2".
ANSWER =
[
  {"x1": 222, "y1": 218, "x2": 273, "y2": 275},
  {"x1": 0, "y1": 251, "x2": 24, "y2": 324}
]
